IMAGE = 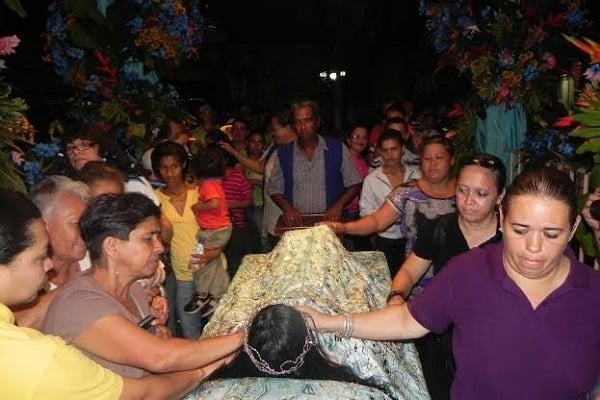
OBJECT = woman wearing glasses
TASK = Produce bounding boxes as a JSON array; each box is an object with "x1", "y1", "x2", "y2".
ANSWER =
[
  {"x1": 302, "y1": 165, "x2": 600, "y2": 399},
  {"x1": 63, "y1": 123, "x2": 108, "y2": 172},
  {"x1": 63, "y1": 123, "x2": 160, "y2": 206},
  {"x1": 387, "y1": 154, "x2": 505, "y2": 400}
]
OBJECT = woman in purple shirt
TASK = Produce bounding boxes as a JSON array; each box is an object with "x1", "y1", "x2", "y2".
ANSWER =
[{"x1": 303, "y1": 165, "x2": 600, "y2": 400}]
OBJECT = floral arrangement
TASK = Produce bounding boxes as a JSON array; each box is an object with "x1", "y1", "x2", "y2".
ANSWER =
[
  {"x1": 561, "y1": 36, "x2": 600, "y2": 159},
  {"x1": 0, "y1": 33, "x2": 39, "y2": 192},
  {"x1": 419, "y1": 0, "x2": 587, "y2": 114},
  {"x1": 43, "y1": 0, "x2": 204, "y2": 156},
  {"x1": 519, "y1": 127, "x2": 577, "y2": 165}
]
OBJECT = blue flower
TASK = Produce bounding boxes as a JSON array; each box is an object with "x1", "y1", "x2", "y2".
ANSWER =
[
  {"x1": 523, "y1": 65, "x2": 539, "y2": 82},
  {"x1": 23, "y1": 161, "x2": 43, "y2": 186},
  {"x1": 558, "y1": 142, "x2": 575, "y2": 156},
  {"x1": 567, "y1": 8, "x2": 584, "y2": 29},
  {"x1": 418, "y1": 0, "x2": 428, "y2": 16},
  {"x1": 457, "y1": 15, "x2": 473, "y2": 29},
  {"x1": 127, "y1": 17, "x2": 144, "y2": 35},
  {"x1": 32, "y1": 142, "x2": 60, "y2": 158},
  {"x1": 481, "y1": 6, "x2": 491, "y2": 19},
  {"x1": 66, "y1": 46, "x2": 85, "y2": 60}
]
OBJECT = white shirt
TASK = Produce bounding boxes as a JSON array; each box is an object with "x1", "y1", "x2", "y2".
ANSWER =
[{"x1": 359, "y1": 165, "x2": 421, "y2": 239}]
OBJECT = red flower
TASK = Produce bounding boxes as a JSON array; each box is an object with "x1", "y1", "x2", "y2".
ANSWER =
[{"x1": 553, "y1": 115, "x2": 576, "y2": 127}]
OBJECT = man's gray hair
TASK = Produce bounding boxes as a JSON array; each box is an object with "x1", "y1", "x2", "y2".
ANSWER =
[
  {"x1": 29, "y1": 175, "x2": 90, "y2": 218},
  {"x1": 290, "y1": 100, "x2": 320, "y2": 120}
]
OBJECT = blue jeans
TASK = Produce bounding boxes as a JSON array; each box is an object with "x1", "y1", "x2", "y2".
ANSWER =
[{"x1": 175, "y1": 280, "x2": 204, "y2": 339}]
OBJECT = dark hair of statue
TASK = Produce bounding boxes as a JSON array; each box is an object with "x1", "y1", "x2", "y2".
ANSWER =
[
  {"x1": 79, "y1": 193, "x2": 160, "y2": 262},
  {"x1": 0, "y1": 190, "x2": 42, "y2": 265},
  {"x1": 213, "y1": 304, "x2": 379, "y2": 389}
]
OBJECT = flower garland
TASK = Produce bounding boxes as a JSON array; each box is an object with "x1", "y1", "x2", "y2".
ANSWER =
[{"x1": 43, "y1": 0, "x2": 204, "y2": 153}]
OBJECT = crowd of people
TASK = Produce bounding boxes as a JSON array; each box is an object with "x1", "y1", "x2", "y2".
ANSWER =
[{"x1": 1, "y1": 98, "x2": 600, "y2": 399}]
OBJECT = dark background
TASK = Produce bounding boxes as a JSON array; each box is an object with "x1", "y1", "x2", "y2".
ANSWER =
[{"x1": 1, "y1": 1, "x2": 599, "y2": 132}]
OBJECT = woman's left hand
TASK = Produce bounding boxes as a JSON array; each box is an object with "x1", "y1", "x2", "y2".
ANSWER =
[
  {"x1": 153, "y1": 324, "x2": 172, "y2": 339},
  {"x1": 295, "y1": 305, "x2": 332, "y2": 332},
  {"x1": 150, "y1": 295, "x2": 169, "y2": 326}
]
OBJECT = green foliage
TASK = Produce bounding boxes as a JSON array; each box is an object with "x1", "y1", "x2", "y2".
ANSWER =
[
  {"x1": 3, "y1": 0, "x2": 26, "y2": 17},
  {"x1": 0, "y1": 79, "x2": 29, "y2": 192}
]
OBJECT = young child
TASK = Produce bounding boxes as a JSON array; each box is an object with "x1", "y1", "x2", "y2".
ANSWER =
[{"x1": 185, "y1": 146, "x2": 232, "y2": 317}]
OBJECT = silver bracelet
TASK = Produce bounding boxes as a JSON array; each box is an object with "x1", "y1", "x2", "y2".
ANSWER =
[{"x1": 341, "y1": 313, "x2": 354, "y2": 338}]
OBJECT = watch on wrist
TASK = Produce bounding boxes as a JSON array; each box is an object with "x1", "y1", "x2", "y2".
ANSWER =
[{"x1": 387, "y1": 290, "x2": 406, "y2": 302}]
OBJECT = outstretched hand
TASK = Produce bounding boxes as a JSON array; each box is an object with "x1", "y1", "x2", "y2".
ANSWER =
[
  {"x1": 295, "y1": 305, "x2": 331, "y2": 332},
  {"x1": 315, "y1": 220, "x2": 346, "y2": 234}
]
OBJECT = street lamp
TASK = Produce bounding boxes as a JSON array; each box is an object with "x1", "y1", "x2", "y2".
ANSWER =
[
  {"x1": 318, "y1": 69, "x2": 347, "y2": 129},
  {"x1": 319, "y1": 70, "x2": 347, "y2": 83}
]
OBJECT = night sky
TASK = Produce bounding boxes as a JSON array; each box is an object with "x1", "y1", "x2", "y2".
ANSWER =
[{"x1": 8, "y1": 1, "x2": 597, "y2": 131}]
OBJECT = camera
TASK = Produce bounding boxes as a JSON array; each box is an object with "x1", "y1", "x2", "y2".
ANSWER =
[{"x1": 589, "y1": 200, "x2": 600, "y2": 220}]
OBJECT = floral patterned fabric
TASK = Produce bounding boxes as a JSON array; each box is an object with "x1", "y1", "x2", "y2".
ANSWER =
[
  {"x1": 188, "y1": 225, "x2": 430, "y2": 400},
  {"x1": 190, "y1": 378, "x2": 393, "y2": 399}
]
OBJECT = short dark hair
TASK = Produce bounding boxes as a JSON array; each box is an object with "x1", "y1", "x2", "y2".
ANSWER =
[
  {"x1": 377, "y1": 129, "x2": 405, "y2": 149},
  {"x1": 0, "y1": 190, "x2": 42, "y2": 265},
  {"x1": 271, "y1": 108, "x2": 292, "y2": 127},
  {"x1": 63, "y1": 123, "x2": 107, "y2": 155},
  {"x1": 384, "y1": 117, "x2": 406, "y2": 129},
  {"x1": 79, "y1": 193, "x2": 160, "y2": 262},
  {"x1": 77, "y1": 161, "x2": 125, "y2": 188},
  {"x1": 192, "y1": 146, "x2": 226, "y2": 178},
  {"x1": 151, "y1": 141, "x2": 189, "y2": 179},
  {"x1": 502, "y1": 165, "x2": 578, "y2": 225}
]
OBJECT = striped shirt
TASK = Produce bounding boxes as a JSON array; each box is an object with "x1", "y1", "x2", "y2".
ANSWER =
[{"x1": 222, "y1": 168, "x2": 252, "y2": 227}]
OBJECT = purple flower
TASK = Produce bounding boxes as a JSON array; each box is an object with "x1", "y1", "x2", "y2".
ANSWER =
[
  {"x1": 498, "y1": 49, "x2": 515, "y2": 68},
  {"x1": 584, "y1": 64, "x2": 600, "y2": 84}
]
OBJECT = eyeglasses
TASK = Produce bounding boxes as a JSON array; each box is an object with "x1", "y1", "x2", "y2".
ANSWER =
[{"x1": 66, "y1": 141, "x2": 97, "y2": 153}]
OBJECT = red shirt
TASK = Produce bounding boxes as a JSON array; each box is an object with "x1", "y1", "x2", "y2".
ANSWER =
[{"x1": 196, "y1": 179, "x2": 231, "y2": 229}]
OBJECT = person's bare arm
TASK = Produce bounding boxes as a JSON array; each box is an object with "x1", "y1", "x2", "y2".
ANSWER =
[
  {"x1": 72, "y1": 314, "x2": 243, "y2": 373},
  {"x1": 320, "y1": 201, "x2": 400, "y2": 235},
  {"x1": 159, "y1": 212, "x2": 173, "y2": 246},
  {"x1": 219, "y1": 142, "x2": 265, "y2": 174},
  {"x1": 388, "y1": 252, "x2": 432, "y2": 305},
  {"x1": 191, "y1": 198, "x2": 219, "y2": 215},
  {"x1": 119, "y1": 356, "x2": 230, "y2": 400},
  {"x1": 12, "y1": 289, "x2": 59, "y2": 329},
  {"x1": 299, "y1": 304, "x2": 429, "y2": 341}
]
